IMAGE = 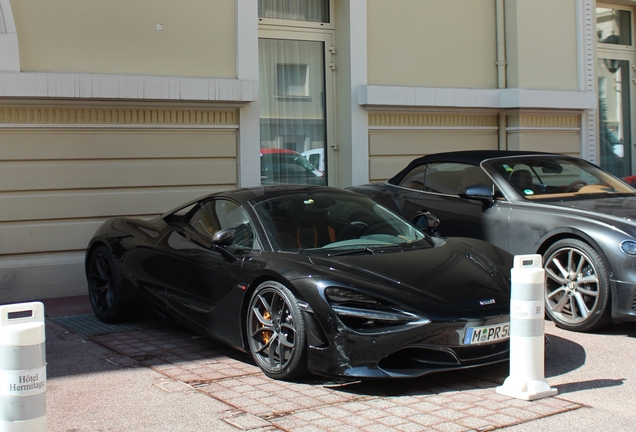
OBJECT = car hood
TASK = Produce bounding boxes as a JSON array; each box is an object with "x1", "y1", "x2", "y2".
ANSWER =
[
  {"x1": 305, "y1": 239, "x2": 511, "y2": 319},
  {"x1": 538, "y1": 195, "x2": 636, "y2": 222}
]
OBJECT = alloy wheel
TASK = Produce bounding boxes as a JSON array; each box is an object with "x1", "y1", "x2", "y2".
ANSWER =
[
  {"x1": 247, "y1": 282, "x2": 306, "y2": 379},
  {"x1": 545, "y1": 245, "x2": 601, "y2": 327}
]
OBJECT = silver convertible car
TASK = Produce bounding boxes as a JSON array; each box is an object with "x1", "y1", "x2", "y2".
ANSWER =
[{"x1": 351, "y1": 150, "x2": 636, "y2": 332}]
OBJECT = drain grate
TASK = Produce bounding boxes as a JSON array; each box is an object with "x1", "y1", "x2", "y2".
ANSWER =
[{"x1": 50, "y1": 314, "x2": 162, "y2": 336}]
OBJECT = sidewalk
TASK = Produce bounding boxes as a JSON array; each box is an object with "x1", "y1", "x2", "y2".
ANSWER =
[{"x1": 39, "y1": 296, "x2": 636, "y2": 431}]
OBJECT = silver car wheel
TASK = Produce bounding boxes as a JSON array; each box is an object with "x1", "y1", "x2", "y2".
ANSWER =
[{"x1": 544, "y1": 239, "x2": 610, "y2": 332}]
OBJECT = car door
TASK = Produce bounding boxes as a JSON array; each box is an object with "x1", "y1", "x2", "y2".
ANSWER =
[
  {"x1": 412, "y1": 162, "x2": 511, "y2": 250},
  {"x1": 154, "y1": 198, "x2": 259, "y2": 339}
]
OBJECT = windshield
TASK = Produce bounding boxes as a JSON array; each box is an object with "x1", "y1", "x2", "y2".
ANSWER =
[
  {"x1": 487, "y1": 156, "x2": 635, "y2": 200},
  {"x1": 253, "y1": 192, "x2": 427, "y2": 252}
]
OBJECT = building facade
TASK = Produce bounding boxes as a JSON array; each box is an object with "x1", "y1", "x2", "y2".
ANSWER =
[{"x1": 0, "y1": 0, "x2": 626, "y2": 301}]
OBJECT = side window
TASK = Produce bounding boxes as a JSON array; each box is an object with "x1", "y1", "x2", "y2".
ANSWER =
[
  {"x1": 189, "y1": 200, "x2": 257, "y2": 249},
  {"x1": 424, "y1": 162, "x2": 492, "y2": 194},
  {"x1": 397, "y1": 164, "x2": 427, "y2": 190}
]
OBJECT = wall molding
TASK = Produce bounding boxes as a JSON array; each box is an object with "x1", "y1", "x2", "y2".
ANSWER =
[
  {"x1": 0, "y1": 106, "x2": 238, "y2": 126},
  {"x1": 369, "y1": 112, "x2": 498, "y2": 128},
  {"x1": 508, "y1": 114, "x2": 581, "y2": 128},
  {"x1": 360, "y1": 86, "x2": 597, "y2": 111},
  {"x1": 0, "y1": 72, "x2": 258, "y2": 102}
]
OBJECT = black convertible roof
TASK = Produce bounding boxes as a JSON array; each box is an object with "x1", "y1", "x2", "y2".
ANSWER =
[
  {"x1": 404, "y1": 150, "x2": 554, "y2": 165},
  {"x1": 388, "y1": 150, "x2": 557, "y2": 184}
]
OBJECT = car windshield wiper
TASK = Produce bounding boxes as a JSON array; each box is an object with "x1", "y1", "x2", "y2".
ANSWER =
[{"x1": 327, "y1": 247, "x2": 376, "y2": 257}]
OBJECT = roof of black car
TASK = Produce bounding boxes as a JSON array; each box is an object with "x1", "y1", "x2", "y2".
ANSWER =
[{"x1": 220, "y1": 185, "x2": 356, "y2": 205}]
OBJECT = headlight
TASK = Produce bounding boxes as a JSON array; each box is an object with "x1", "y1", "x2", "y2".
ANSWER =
[
  {"x1": 325, "y1": 287, "x2": 430, "y2": 332},
  {"x1": 620, "y1": 240, "x2": 636, "y2": 256}
]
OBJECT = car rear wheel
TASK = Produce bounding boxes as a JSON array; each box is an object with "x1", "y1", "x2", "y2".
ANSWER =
[
  {"x1": 87, "y1": 245, "x2": 128, "y2": 323},
  {"x1": 544, "y1": 239, "x2": 611, "y2": 332},
  {"x1": 247, "y1": 281, "x2": 308, "y2": 380}
]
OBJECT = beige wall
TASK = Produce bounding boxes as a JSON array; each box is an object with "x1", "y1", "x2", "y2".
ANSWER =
[
  {"x1": 0, "y1": 105, "x2": 238, "y2": 301},
  {"x1": 368, "y1": 113, "x2": 499, "y2": 182},
  {"x1": 505, "y1": 0, "x2": 579, "y2": 91},
  {"x1": 506, "y1": 113, "x2": 581, "y2": 155},
  {"x1": 11, "y1": 0, "x2": 236, "y2": 78},
  {"x1": 367, "y1": 0, "x2": 497, "y2": 88}
]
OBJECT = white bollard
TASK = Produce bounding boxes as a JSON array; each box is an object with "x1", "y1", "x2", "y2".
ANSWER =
[
  {"x1": 0, "y1": 302, "x2": 47, "y2": 432},
  {"x1": 496, "y1": 254, "x2": 557, "y2": 401}
]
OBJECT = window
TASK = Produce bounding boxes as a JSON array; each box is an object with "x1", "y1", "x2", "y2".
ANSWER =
[
  {"x1": 396, "y1": 165, "x2": 426, "y2": 190},
  {"x1": 423, "y1": 163, "x2": 492, "y2": 195},
  {"x1": 258, "y1": 0, "x2": 329, "y2": 23},
  {"x1": 597, "y1": 7, "x2": 632, "y2": 46},
  {"x1": 189, "y1": 200, "x2": 256, "y2": 249}
]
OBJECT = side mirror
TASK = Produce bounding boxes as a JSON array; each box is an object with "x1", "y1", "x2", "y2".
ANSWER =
[
  {"x1": 413, "y1": 211, "x2": 440, "y2": 235},
  {"x1": 212, "y1": 227, "x2": 235, "y2": 246},
  {"x1": 212, "y1": 228, "x2": 238, "y2": 262},
  {"x1": 458, "y1": 183, "x2": 495, "y2": 206}
]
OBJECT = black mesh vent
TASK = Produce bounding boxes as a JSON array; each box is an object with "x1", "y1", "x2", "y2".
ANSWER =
[{"x1": 378, "y1": 340, "x2": 509, "y2": 373}]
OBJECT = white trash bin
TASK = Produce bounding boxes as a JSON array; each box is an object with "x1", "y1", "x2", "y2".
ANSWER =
[{"x1": 0, "y1": 302, "x2": 47, "y2": 432}]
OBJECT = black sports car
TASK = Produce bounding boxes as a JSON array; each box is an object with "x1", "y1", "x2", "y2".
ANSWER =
[
  {"x1": 350, "y1": 150, "x2": 636, "y2": 332},
  {"x1": 86, "y1": 186, "x2": 512, "y2": 380}
]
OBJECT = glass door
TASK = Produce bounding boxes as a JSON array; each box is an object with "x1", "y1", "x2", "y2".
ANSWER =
[
  {"x1": 258, "y1": 0, "x2": 335, "y2": 186},
  {"x1": 597, "y1": 55, "x2": 632, "y2": 178},
  {"x1": 596, "y1": 5, "x2": 636, "y2": 178}
]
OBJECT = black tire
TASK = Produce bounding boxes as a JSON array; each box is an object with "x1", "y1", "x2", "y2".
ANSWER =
[
  {"x1": 544, "y1": 238, "x2": 611, "y2": 332},
  {"x1": 86, "y1": 245, "x2": 128, "y2": 323},
  {"x1": 247, "y1": 281, "x2": 308, "y2": 380}
]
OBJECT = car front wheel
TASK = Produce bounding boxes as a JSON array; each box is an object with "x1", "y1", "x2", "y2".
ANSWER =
[
  {"x1": 247, "y1": 281, "x2": 308, "y2": 380},
  {"x1": 543, "y1": 239, "x2": 611, "y2": 332}
]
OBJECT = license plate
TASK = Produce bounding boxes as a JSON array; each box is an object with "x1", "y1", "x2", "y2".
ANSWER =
[{"x1": 463, "y1": 323, "x2": 510, "y2": 345}]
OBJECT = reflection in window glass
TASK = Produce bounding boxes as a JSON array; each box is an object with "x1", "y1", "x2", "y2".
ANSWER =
[
  {"x1": 598, "y1": 59, "x2": 631, "y2": 178},
  {"x1": 597, "y1": 7, "x2": 631, "y2": 45},
  {"x1": 277, "y1": 63, "x2": 309, "y2": 97},
  {"x1": 258, "y1": 0, "x2": 329, "y2": 23},
  {"x1": 259, "y1": 38, "x2": 327, "y2": 186}
]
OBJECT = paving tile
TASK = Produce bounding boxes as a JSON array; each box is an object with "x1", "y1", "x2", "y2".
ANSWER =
[
  {"x1": 409, "y1": 401, "x2": 444, "y2": 412},
  {"x1": 385, "y1": 405, "x2": 421, "y2": 417},
  {"x1": 316, "y1": 406, "x2": 351, "y2": 419},
  {"x1": 429, "y1": 408, "x2": 466, "y2": 421},
  {"x1": 431, "y1": 421, "x2": 470, "y2": 432},
  {"x1": 395, "y1": 422, "x2": 436, "y2": 432},
  {"x1": 500, "y1": 406, "x2": 544, "y2": 420},
  {"x1": 487, "y1": 413, "x2": 520, "y2": 426},
  {"x1": 222, "y1": 412, "x2": 272, "y2": 430},
  {"x1": 440, "y1": 401, "x2": 473, "y2": 411},
  {"x1": 364, "y1": 398, "x2": 400, "y2": 409},
  {"x1": 375, "y1": 415, "x2": 410, "y2": 427},
  {"x1": 341, "y1": 414, "x2": 376, "y2": 428},
  {"x1": 410, "y1": 413, "x2": 448, "y2": 427},
  {"x1": 456, "y1": 415, "x2": 495, "y2": 429},
  {"x1": 310, "y1": 416, "x2": 347, "y2": 428},
  {"x1": 356, "y1": 408, "x2": 390, "y2": 420}
]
